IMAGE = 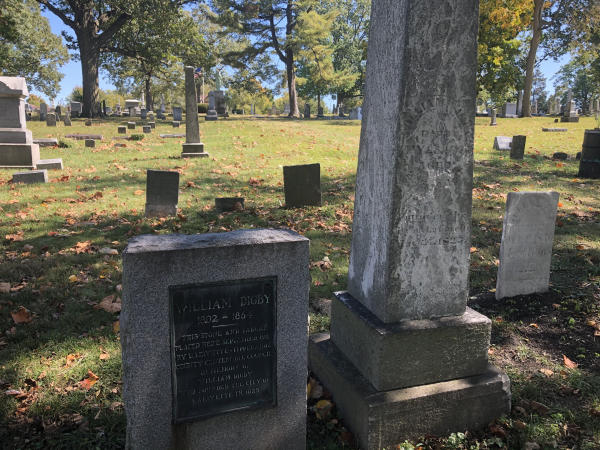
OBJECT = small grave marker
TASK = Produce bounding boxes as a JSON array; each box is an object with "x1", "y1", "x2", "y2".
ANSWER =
[
  {"x1": 283, "y1": 163, "x2": 321, "y2": 208},
  {"x1": 144, "y1": 170, "x2": 179, "y2": 217},
  {"x1": 12, "y1": 169, "x2": 48, "y2": 184},
  {"x1": 493, "y1": 136, "x2": 512, "y2": 151}
]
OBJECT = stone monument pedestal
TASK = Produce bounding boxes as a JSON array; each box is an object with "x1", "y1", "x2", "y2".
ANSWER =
[
  {"x1": 205, "y1": 110, "x2": 218, "y2": 121},
  {"x1": 181, "y1": 142, "x2": 208, "y2": 158}
]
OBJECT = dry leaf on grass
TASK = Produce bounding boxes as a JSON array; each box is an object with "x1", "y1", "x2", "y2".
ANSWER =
[
  {"x1": 539, "y1": 368, "x2": 554, "y2": 377},
  {"x1": 65, "y1": 353, "x2": 82, "y2": 368},
  {"x1": 99, "y1": 351, "x2": 110, "y2": 360},
  {"x1": 96, "y1": 295, "x2": 121, "y2": 313},
  {"x1": 11, "y1": 306, "x2": 33, "y2": 324},
  {"x1": 563, "y1": 354, "x2": 578, "y2": 369},
  {"x1": 79, "y1": 370, "x2": 99, "y2": 390},
  {"x1": 134, "y1": 190, "x2": 144, "y2": 196}
]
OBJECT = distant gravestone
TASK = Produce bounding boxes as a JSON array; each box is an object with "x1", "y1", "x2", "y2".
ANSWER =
[
  {"x1": 215, "y1": 197, "x2": 245, "y2": 212},
  {"x1": 510, "y1": 135, "x2": 526, "y2": 160},
  {"x1": 172, "y1": 121, "x2": 180, "y2": 128},
  {"x1": 205, "y1": 91, "x2": 218, "y2": 121},
  {"x1": 85, "y1": 139, "x2": 95, "y2": 148},
  {"x1": 39, "y1": 103, "x2": 47, "y2": 121},
  {"x1": 33, "y1": 138, "x2": 58, "y2": 147},
  {"x1": 148, "y1": 121, "x2": 156, "y2": 129},
  {"x1": 283, "y1": 103, "x2": 290, "y2": 115},
  {"x1": 501, "y1": 103, "x2": 517, "y2": 118},
  {"x1": 561, "y1": 91, "x2": 579, "y2": 123},
  {"x1": 578, "y1": 129, "x2": 600, "y2": 179},
  {"x1": 182, "y1": 66, "x2": 207, "y2": 158},
  {"x1": 493, "y1": 136, "x2": 512, "y2": 151},
  {"x1": 517, "y1": 91, "x2": 523, "y2": 116},
  {"x1": 140, "y1": 108, "x2": 147, "y2": 120},
  {"x1": 542, "y1": 128, "x2": 567, "y2": 132},
  {"x1": 127, "y1": 122, "x2": 136, "y2": 130},
  {"x1": 36, "y1": 158, "x2": 63, "y2": 170},
  {"x1": 55, "y1": 105, "x2": 62, "y2": 120},
  {"x1": 304, "y1": 104, "x2": 310, "y2": 119},
  {"x1": 145, "y1": 170, "x2": 179, "y2": 217},
  {"x1": 496, "y1": 191, "x2": 559, "y2": 299},
  {"x1": 121, "y1": 230, "x2": 309, "y2": 449},
  {"x1": 283, "y1": 163, "x2": 321, "y2": 208},
  {"x1": 142, "y1": 125, "x2": 151, "y2": 133},
  {"x1": 271, "y1": 105, "x2": 277, "y2": 116},
  {"x1": 172, "y1": 106, "x2": 183, "y2": 122},
  {"x1": 317, "y1": 106, "x2": 324, "y2": 118},
  {"x1": 46, "y1": 113, "x2": 57, "y2": 127},
  {"x1": 63, "y1": 114, "x2": 72, "y2": 126},
  {"x1": 12, "y1": 169, "x2": 48, "y2": 184},
  {"x1": 214, "y1": 91, "x2": 227, "y2": 116},
  {"x1": 489, "y1": 108, "x2": 497, "y2": 126},
  {"x1": 118, "y1": 126, "x2": 127, "y2": 134},
  {"x1": 70, "y1": 101, "x2": 81, "y2": 117}
]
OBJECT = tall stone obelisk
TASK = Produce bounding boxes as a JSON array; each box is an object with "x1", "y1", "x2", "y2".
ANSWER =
[
  {"x1": 0, "y1": 77, "x2": 40, "y2": 168},
  {"x1": 181, "y1": 66, "x2": 208, "y2": 158},
  {"x1": 309, "y1": 0, "x2": 510, "y2": 448}
]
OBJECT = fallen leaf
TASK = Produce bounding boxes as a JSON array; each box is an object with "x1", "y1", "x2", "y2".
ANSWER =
[
  {"x1": 539, "y1": 368, "x2": 553, "y2": 377},
  {"x1": 5, "y1": 231, "x2": 24, "y2": 241},
  {"x1": 529, "y1": 323, "x2": 539, "y2": 328},
  {"x1": 134, "y1": 190, "x2": 144, "y2": 196},
  {"x1": 113, "y1": 320, "x2": 120, "y2": 333},
  {"x1": 314, "y1": 399, "x2": 333, "y2": 420},
  {"x1": 68, "y1": 275, "x2": 78, "y2": 283},
  {"x1": 95, "y1": 295, "x2": 121, "y2": 313},
  {"x1": 99, "y1": 351, "x2": 110, "y2": 360},
  {"x1": 470, "y1": 247, "x2": 478, "y2": 253},
  {"x1": 563, "y1": 354, "x2": 578, "y2": 369},
  {"x1": 11, "y1": 306, "x2": 33, "y2": 324},
  {"x1": 79, "y1": 370, "x2": 99, "y2": 390},
  {"x1": 65, "y1": 353, "x2": 82, "y2": 368},
  {"x1": 0, "y1": 282, "x2": 10, "y2": 293}
]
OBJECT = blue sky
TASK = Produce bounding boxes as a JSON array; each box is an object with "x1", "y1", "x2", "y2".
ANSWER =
[{"x1": 39, "y1": 10, "x2": 569, "y2": 104}]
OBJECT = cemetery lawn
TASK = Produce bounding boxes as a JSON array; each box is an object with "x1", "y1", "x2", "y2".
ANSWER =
[{"x1": 0, "y1": 116, "x2": 599, "y2": 449}]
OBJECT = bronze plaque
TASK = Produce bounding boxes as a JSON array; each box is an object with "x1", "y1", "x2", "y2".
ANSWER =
[{"x1": 169, "y1": 277, "x2": 277, "y2": 423}]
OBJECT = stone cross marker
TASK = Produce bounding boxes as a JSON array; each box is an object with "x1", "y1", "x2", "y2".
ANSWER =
[
  {"x1": 308, "y1": 0, "x2": 510, "y2": 447},
  {"x1": 145, "y1": 170, "x2": 179, "y2": 217},
  {"x1": 122, "y1": 229, "x2": 309, "y2": 449},
  {"x1": 0, "y1": 77, "x2": 40, "y2": 168},
  {"x1": 181, "y1": 66, "x2": 208, "y2": 158},
  {"x1": 496, "y1": 192, "x2": 559, "y2": 299}
]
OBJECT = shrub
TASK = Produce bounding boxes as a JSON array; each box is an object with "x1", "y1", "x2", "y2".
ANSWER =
[{"x1": 129, "y1": 134, "x2": 144, "y2": 141}]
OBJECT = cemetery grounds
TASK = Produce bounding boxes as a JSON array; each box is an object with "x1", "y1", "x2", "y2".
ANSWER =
[{"x1": 0, "y1": 116, "x2": 599, "y2": 449}]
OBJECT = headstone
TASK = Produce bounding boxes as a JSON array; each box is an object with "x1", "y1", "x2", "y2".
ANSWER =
[
  {"x1": 127, "y1": 122, "x2": 136, "y2": 130},
  {"x1": 36, "y1": 158, "x2": 63, "y2": 170},
  {"x1": 214, "y1": 91, "x2": 227, "y2": 116},
  {"x1": 251, "y1": 103, "x2": 255, "y2": 115},
  {"x1": 142, "y1": 125, "x2": 151, "y2": 134},
  {"x1": 215, "y1": 197, "x2": 245, "y2": 212},
  {"x1": 65, "y1": 134, "x2": 102, "y2": 140},
  {"x1": 270, "y1": 105, "x2": 277, "y2": 116},
  {"x1": 206, "y1": 91, "x2": 218, "y2": 121},
  {"x1": 283, "y1": 103, "x2": 290, "y2": 115},
  {"x1": 46, "y1": 113, "x2": 57, "y2": 127},
  {"x1": 39, "y1": 103, "x2": 47, "y2": 121},
  {"x1": 172, "y1": 121, "x2": 180, "y2": 128},
  {"x1": 561, "y1": 91, "x2": 579, "y2": 122},
  {"x1": 493, "y1": 136, "x2": 512, "y2": 151},
  {"x1": 12, "y1": 169, "x2": 47, "y2": 184},
  {"x1": 85, "y1": 139, "x2": 95, "y2": 148},
  {"x1": 141, "y1": 108, "x2": 147, "y2": 120},
  {"x1": 531, "y1": 99, "x2": 538, "y2": 115},
  {"x1": 510, "y1": 135, "x2": 526, "y2": 160},
  {"x1": 308, "y1": 0, "x2": 510, "y2": 447},
  {"x1": 70, "y1": 101, "x2": 81, "y2": 117},
  {"x1": 496, "y1": 192, "x2": 559, "y2": 299},
  {"x1": 144, "y1": 170, "x2": 179, "y2": 217},
  {"x1": 490, "y1": 108, "x2": 497, "y2": 126},
  {"x1": 148, "y1": 121, "x2": 156, "y2": 129},
  {"x1": 64, "y1": 114, "x2": 72, "y2": 126},
  {"x1": 105, "y1": 106, "x2": 112, "y2": 115},
  {"x1": 552, "y1": 152, "x2": 568, "y2": 160},
  {"x1": 542, "y1": 128, "x2": 567, "y2": 132},
  {"x1": 172, "y1": 106, "x2": 183, "y2": 122},
  {"x1": 0, "y1": 77, "x2": 40, "y2": 168},
  {"x1": 501, "y1": 103, "x2": 517, "y2": 118},
  {"x1": 121, "y1": 230, "x2": 309, "y2": 449},
  {"x1": 118, "y1": 126, "x2": 127, "y2": 134},
  {"x1": 304, "y1": 104, "x2": 310, "y2": 119},
  {"x1": 55, "y1": 105, "x2": 62, "y2": 120},
  {"x1": 517, "y1": 90, "x2": 523, "y2": 116},
  {"x1": 578, "y1": 129, "x2": 600, "y2": 179},
  {"x1": 283, "y1": 163, "x2": 321, "y2": 208},
  {"x1": 33, "y1": 138, "x2": 58, "y2": 147},
  {"x1": 85, "y1": 119, "x2": 92, "y2": 126},
  {"x1": 159, "y1": 134, "x2": 185, "y2": 139},
  {"x1": 182, "y1": 66, "x2": 208, "y2": 158}
]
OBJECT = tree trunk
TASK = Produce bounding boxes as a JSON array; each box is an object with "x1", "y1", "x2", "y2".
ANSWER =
[
  {"x1": 145, "y1": 76, "x2": 153, "y2": 112},
  {"x1": 79, "y1": 32, "x2": 100, "y2": 118},
  {"x1": 523, "y1": 0, "x2": 544, "y2": 117},
  {"x1": 317, "y1": 93, "x2": 321, "y2": 110},
  {"x1": 286, "y1": 52, "x2": 300, "y2": 118}
]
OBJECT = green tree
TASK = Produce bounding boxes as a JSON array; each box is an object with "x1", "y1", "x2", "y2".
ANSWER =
[
  {"x1": 0, "y1": 0, "x2": 68, "y2": 98},
  {"x1": 102, "y1": 8, "x2": 209, "y2": 111},
  {"x1": 555, "y1": 56, "x2": 599, "y2": 113},
  {"x1": 209, "y1": 0, "x2": 330, "y2": 118}
]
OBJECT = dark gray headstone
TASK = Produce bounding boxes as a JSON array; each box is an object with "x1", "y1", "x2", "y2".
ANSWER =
[
  {"x1": 510, "y1": 135, "x2": 526, "y2": 160},
  {"x1": 13, "y1": 169, "x2": 47, "y2": 184},
  {"x1": 283, "y1": 163, "x2": 321, "y2": 208},
  {"x1": 145, "y1": 170, "x2": 179, "y2": 217}
]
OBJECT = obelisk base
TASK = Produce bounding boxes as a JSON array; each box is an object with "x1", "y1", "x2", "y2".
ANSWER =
[
  {"x1": 0, "y1": 142, "x2": 40, "y2": 168},
  {"x1": 181, "y1": 143, "x2": 208, "y2": 158},
  {"x1": 309, "y1": 334, "x2": 511, "y2": 450}
]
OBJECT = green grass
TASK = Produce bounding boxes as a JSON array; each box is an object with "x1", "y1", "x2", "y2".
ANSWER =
[{"x1": 1, "y1": 115, "x2": 599, "y2": 448}]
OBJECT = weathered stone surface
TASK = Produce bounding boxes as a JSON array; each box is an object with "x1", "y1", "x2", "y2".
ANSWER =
[
  {"x1": 578, "y1": 129, "x2": 600, "y2": 179},
  {"x1": 144, "y1": 170, "x2": 179, "y2": 218},
  {"x1": 172, "y1": 107, "x2": 182, "y2": 122},
  {"x1": 552, "y1": 152, "x2": 568, "y2": 160},
  {"x1": 493, "y1": 136, "x2": 512, "y2": 151},
  {"x1": 148, "y1": 121, "x2": 156, "y2": 129},
  {"x1": 501, "y1": 103, "x2": 517, "y2": 118},
  {"x1": 347, "y1": 0, "x2": 478, "y2": 323},
  {"x1": 496, "y1": 191, "x2": 559, "y2": 299},
  {"x1": 46, "y1": 113, "x2": 57, "y2": 127},
  {"x1": 127, "y1": 122, "x2": 136, "y2": 130},
  {"x1": 184, "y1": 67, "x2": 201, "y2": 145},
  {"x1": 490, "y1": 108, "x2": 497, "y2": 126},
  {"x1": 172, "y1": 121, "x2": 180, "y2": 128},
  {"x1": 63, "y1": 115, "x2": 72, "y2": 126},
  {"x1": 181, "y1": 143, "x2": 208, "y2": 158},
  {"x1": 510, "y1": 135, "x2": 526, "y2": 160},
  {"x1": 12, "y1": 169, "x2": 47, "y2": 184},
  {"x1": 122, "y1": 230, "x2": 309, "y2": 450},
  {"x1": 0, "y1": 143, "x2": 40, "y2": 168},
  {"x1": 215, "y1": 197, "x2": 245, "y2": 212},
  {"x1": 118, "y1": 126, "x2": 127, "y2": 134},
  {"x1": 1, "y1": 129, "x2": 32, "y2": 144},
  {"x1": 36, "y1": 158, "x2": 63, "y2": 170},
  {"x1": 330, "y1": 292, "x2": 491, "y2": 391},
  {"x1": 33, "y1": 138, "x2": 58, "y2": 147},
  {"x1": 39, "y1": 103, "x2": 47, "y2": 121},
  {"x1": 283, "y1": 163, "x2": 321, "y2": 208},
  {"x1": 65, "y1": 134, "x2": 102, "y2": 140},
  {"x1": 159, "y1": 134, "x2": 185, "y2": 139},
  {"x1": 542, "y1": 128, "x2": 567, "y2": 132},
  {"x1": 142, "y1": 125, "x2": 151, "y2": 133},
  {"x1": 309, "y1": 334, "x2": 511, "y2": 450},
  {"x1": 85, "y1": 139, "x2": 95, "y2": 148}
]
